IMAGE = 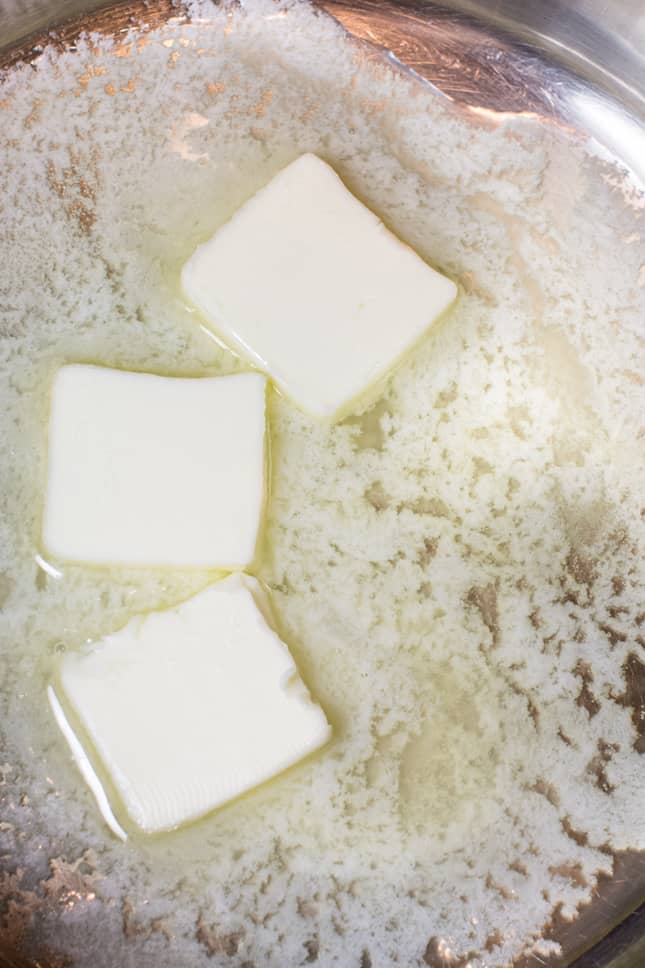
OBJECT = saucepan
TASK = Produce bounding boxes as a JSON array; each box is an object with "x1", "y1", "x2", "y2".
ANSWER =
[{"x1": 0, "y1": 1, "x2": 643, "y2": 966}]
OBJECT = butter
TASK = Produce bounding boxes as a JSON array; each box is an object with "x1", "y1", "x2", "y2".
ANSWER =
[
  {"x1": 51, "y1": 574, "x2": 331, "y2": 834},
  {"x1": 182, "y1": 153, "x2": 457, "y2": 420},
  {"x1": 42, "y1": 366, "x2": 266, "y2": 569}
]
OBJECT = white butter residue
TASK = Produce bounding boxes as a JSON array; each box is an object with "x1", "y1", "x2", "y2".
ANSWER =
[
  {"x1": 42, "y1": 366, "x2": 266, "y2": 569},
  {"x1": 182, "y1": 153, "x2": 457, "y2": 420},
  {"x1": 55, "y1": 574, "x2": 331, "y2": 834}
]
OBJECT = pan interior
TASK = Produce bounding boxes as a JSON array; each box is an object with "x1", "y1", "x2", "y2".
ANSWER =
[{"x1": 0, "y1": 1, "x2": 643, "y2": 964}]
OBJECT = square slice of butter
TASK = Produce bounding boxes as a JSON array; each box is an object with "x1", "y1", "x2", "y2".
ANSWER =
[
  {"x1": 182, "y1": 153, "x2": 457, "y2": 420},
  {"x1": 51, "y1": 574, "x2": 331, "y2": 834},
  {"x1": 42, "y1": 366, "x2": 266, "y2": 569}
]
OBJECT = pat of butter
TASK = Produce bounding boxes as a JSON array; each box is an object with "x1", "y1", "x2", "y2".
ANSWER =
[
  {"x1": 182, "y1": 153, "x2": 457, "y2": 420},
  {"x1": 51, "y1": 574, "x2": 331, "y2": 834},
  {"x1": 42, "y1": 366, "x2": 266, "y2": 569}
]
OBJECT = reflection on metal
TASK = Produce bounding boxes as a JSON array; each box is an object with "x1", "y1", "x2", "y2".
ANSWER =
[
  {"x1": 318, "y1": 0, "x2": 645, "y2": 192},
  {"x1": 4, "y1": 0, "x2": 643, "y2": 189}
]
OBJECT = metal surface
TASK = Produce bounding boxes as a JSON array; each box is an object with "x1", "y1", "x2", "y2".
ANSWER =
[
  {"x1": 573, "y1": 904, "x2": 645, "y2": 968},
  {"x1": 2, "y1": 0, "x2": 645, "y2": 107},
  {"x1": 444, "y1": 0, "x2": 645, "y2": 120},
  {"x1": 0, "y1": 1, "x2": 643, "y2": 966},
  {"x1": 5, "y1": 0, "x2": 642, "y2": 184},
  {"x1": 317, "y1": 0, "x2": 645, "y2": 191}
]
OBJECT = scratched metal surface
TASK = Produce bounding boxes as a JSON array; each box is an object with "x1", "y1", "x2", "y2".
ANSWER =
[{"x1": 0, "y1": 1, "x2": 643, "y2": 967}]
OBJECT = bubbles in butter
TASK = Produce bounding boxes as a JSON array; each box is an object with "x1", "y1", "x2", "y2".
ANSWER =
[{"x1": 0, "y1": 0, "x2": 643, "y2": 965}]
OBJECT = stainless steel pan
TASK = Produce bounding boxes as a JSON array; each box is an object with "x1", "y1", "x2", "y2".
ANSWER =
[{"x1": 0, "y1": 2, "x2": 643, "y2": 965}]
